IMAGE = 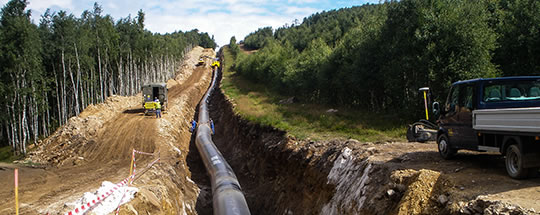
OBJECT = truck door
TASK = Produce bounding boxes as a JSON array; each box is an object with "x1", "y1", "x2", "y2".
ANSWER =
[
  {"x1": 441, "y1": 85, "x2": 460, "y2": 143},
  {"x1": 456, "y1": 84, "x2": 477, "y2": 149},
  {"x1": 153, "y1": 87, "x2": 159, "y2": 100}
]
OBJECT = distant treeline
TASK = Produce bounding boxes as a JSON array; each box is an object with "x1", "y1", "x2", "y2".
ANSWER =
[
  {"x1": 231, "y1": 0, "x2": 539, "y2": 118},
  {"x1": 0, "y1": 0, "x2": 217, "y2": 154}
]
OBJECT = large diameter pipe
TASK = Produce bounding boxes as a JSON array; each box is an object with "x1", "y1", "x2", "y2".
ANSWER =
[{"x1": 195, "y1": 66, "x2": 251, "y2": 215}]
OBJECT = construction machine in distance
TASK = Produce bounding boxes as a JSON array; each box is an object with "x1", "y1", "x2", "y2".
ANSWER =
[
  {"x1": 406, "y1": 87, "x2": 438, "y2": 142},
  {"x1": 211, "y1": 60, "x2": 220, "y2": 69},
  {"x1": 142, "y1": 83, "x2": 168, "y2": 115},
  {"x1": 197, "y1": 58, "x2": 205, "y2": 66}
]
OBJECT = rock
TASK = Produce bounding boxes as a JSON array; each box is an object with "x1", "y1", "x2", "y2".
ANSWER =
[
  {"x1": 326, "y1": 109, "x2": 338, "y2": 113},
  {"x1": 460, "y1": 186, "x2": 465, "y2": 190},
  {"x1": 73, "y1": 158, "x2": 83, "y2": 166},
  {"x1": 347, "y1": 139, "x2": 360, "y2": 145},
  {"x1": 438, "y1": 194, "x2": 448, "y2": 205},
  {"x1": 460, "y1": 208, "x2": 472, "y2": 215},
  {"x1": 279, "y1": 97, "x2": 297, "y2": 104},
  {"x1": 366, "y1": 147, "x2": 377, "y2": 155},
  {"x1": 386, "y1": 189, "x2": 396, "y2": 197},
  {"x1": 395, "y1": 184, "x2": 407, "y2": 192}
]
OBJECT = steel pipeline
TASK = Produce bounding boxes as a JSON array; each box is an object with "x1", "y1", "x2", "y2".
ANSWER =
[{"x1": 195, "y1": 66, "x2": 251, "y2": 215}]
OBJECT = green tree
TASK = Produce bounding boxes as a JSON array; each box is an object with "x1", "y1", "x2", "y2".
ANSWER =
[
  {"x1": 0, "y1": 0, "x2": 44, "y2": 153},
  {"x1": 243, "y1": 26, "x2": 273, "y2": 49},
  {"x1": 229, "y1": 36, "x2": 239, "y2": 57},
  {"x1": 494, "y1": 0, "x2": 540, "y2": 76}
]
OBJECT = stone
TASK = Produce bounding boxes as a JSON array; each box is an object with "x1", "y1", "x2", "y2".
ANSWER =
[
  {"x1": 386, "y1": 189, "x2": 396, "y2": 197},
  {"x1": 438, "y1": 194, "x2": 448, "y2": 205},
  {"x1": 279, "y1": 97, "x2": 297, "y2": 104},
  {"x1": 326, "y1": 109, "x2": 338, "y2": 113}
]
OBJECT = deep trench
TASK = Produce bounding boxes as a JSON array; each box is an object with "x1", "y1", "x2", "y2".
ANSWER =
[
  {"x1": 208, "y1": 75, "x2": 336, "y2": 214},
  {"x1": 183, "y1": 68, "x2": 534, "y2": 215},
  {"x1": 185, "y1": 69, "x2": 414, "y2": 215}
]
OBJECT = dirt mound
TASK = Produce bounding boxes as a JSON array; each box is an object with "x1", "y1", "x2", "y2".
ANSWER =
[
  {"x1": 27, "y1": 95, "x2": 141, "y2": 166},
  {"x1": 391, "y1": 169, "x2": 450, "y2": 214}
]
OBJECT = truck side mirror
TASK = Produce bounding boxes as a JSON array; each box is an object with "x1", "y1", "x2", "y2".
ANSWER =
[{"x1": 432, "y1": 102, "x2": 440, "y2": 116}]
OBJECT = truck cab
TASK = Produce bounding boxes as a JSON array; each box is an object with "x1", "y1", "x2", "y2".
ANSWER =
[
  {"x1": 435, "y1": 77, "x2": 540, "y2": 178},
  {"x1": 142, "y1": 83, "x2": 168, "y2": 114}
]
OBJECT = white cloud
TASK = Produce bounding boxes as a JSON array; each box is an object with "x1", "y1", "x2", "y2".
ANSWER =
[
  {"x1": 282, "y1": 6, "x2": 318, "y2": 16},
  {"x1": 28, "y1": 0, "x2": 73, "y2": 11},
  {"x1": 287, "y1": 0, "x2": 318, "y2": 3},
  {"x1": 0, "y1": 0, "x2": 380, "y2": 46}
]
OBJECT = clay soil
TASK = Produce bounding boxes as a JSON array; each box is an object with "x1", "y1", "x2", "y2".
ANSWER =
[{"x1": 0, "y1": 47, "x2": 215, "y2": 214}]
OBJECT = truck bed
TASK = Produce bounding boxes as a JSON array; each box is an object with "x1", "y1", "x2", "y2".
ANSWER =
[{"x1": 473, "y1": 107, "x2": 540, "y2": 133}]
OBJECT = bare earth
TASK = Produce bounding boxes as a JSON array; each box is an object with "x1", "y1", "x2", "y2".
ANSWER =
[
  {"x1": 0, "y1": 46, "x2": 214, "y2": 214},
  {"x1": 367, "y1": 141, "x2": 540, "y2": 212}
]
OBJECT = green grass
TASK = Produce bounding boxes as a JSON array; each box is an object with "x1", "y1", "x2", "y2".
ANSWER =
[
  {"x1": 0, "y1": 145, "x2": 22, "y2": 163},
  {"x1": 221, "y1": 47, "x2": 407, "y2": 142}
]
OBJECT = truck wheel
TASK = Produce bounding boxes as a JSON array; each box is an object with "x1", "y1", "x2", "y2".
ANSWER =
[
  {"x1": 438, "y1": 134, "x2": 457, "y2": 159},
  {"x1": 505, "y1": 144, "x2": 529, "y2": 179}
]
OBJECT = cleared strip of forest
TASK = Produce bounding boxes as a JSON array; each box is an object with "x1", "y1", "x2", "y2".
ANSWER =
[{"x1": 0, "y1": 1, "x2": 217, "y2": 156}]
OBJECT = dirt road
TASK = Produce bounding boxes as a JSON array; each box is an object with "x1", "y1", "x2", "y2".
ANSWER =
[{"x1": 0, "y1": 47, "x2": 214, "y2": 214}]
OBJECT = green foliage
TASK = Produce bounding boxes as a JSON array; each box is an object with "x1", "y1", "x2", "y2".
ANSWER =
[
  {"x1": 222, "y1": 46, "x2": 405, "y2": 142},
  {"x1": 236, "y1": 38, "x2": 298, "y2": 92},
  {"x1": 229, "y1": 36, "x2": 240, "y2": 57},
  {"x1": 243, "y1": 26, "x2": 273, "y2": 49},
  {"x1": 234, "y1": 0, "x2": 534, "y2": 120},
  {"x1": 494, "y1": 0, "x2": 540, "y2": 76},
  {"x1": 0, "y1": 0, "x2": 217, "y2": 153},
  {"x1": 0, "y1": 145, "x2": 21, "y2": 162}
]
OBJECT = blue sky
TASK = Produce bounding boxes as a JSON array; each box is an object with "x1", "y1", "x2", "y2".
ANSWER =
[{"x1": 0, "y1": 0, "x2": 380, "y2": 46}]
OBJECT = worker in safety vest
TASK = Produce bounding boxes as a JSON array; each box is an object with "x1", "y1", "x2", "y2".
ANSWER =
[{"x1": 154, "y1": 98, "x2": 162, "y2": 118}]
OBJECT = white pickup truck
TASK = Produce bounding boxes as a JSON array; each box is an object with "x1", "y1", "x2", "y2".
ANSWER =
[{"x1": 433, "y1": 77, "x2": 540, "y2": 179}]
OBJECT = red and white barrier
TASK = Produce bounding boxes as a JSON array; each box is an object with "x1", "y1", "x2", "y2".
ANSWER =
[
  {"x1": 133, "y1": 149, "x2": 155, "y2": 156},
  {"x1": 64, "y1": 149, "x2": 159, "y2": 215},
  {"x1": 64, "y1": 175, "x2": 133, "y2": 215}
]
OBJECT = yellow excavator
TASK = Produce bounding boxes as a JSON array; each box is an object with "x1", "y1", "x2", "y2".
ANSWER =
[
  {"x1": 211, "y1": 60, "x2": 220, "y2": 69},
  {"x1": 142, "y1": 83, "x2": 168, "y2": 115},
  {"x1": 197, "y1": 58, "x2": 205, "y2": 66}
]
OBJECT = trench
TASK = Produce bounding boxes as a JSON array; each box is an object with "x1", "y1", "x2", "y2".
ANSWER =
[
  {"x1": 189, "y1": 69, "x2": 416, "y2": 215},
  {"x1": 182, "y1": 55, "x2": 464, "y2": 215}
]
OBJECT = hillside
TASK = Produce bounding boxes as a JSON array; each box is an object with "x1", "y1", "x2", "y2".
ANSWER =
[{"x1": 234, "y1": 0, "x2": 540, "y2": 119}]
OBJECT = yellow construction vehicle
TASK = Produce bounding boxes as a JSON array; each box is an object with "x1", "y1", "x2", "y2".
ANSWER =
[
  {"x1": 142, "y1": 83, "x2": 168, "y2": 115},
  {"x1": 197, "y1": 58, "x2": 205, "y2": 66},
  {"x1": 211, "y1": 60, "x2": 220, "y2": 69}
]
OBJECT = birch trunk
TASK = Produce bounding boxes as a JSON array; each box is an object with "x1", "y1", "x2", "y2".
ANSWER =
[{"x1": 62, "y1": 49, "x2": 68, "y2": 124}]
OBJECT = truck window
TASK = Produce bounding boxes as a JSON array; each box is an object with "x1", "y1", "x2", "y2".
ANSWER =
[
  {"x1": 483, "y1": 79, "x2": 540, "y2": 102},
  {"x1": 446, "y1": 86, "x2": 459, "y2": 113},
  {"x1": 460, "y1": 85, "x2": 474, "y2": 111}
]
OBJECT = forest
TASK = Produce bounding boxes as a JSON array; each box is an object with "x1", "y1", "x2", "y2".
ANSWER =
[
  {"x1": 232, "y1": 0, "x2": 540, "y2": 117},
  {"x1": 0, "y1": 0, "x2": 217, "y2": 154}
]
